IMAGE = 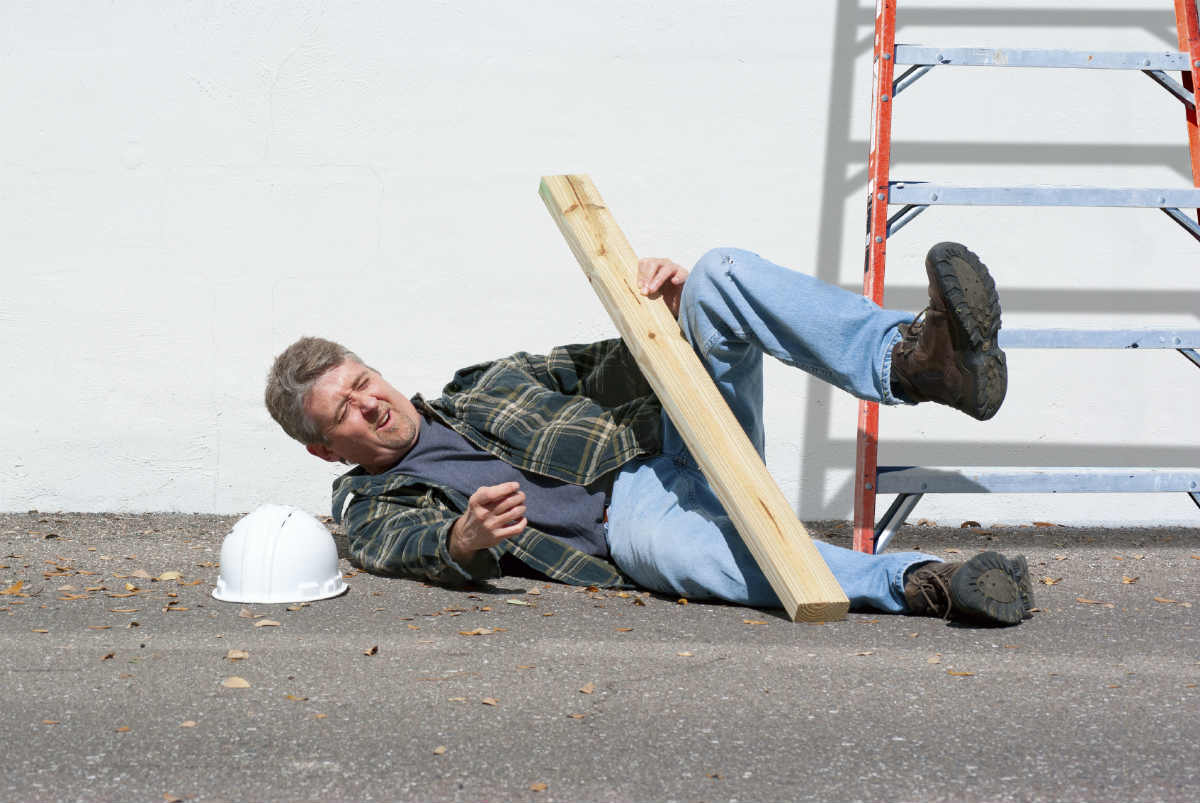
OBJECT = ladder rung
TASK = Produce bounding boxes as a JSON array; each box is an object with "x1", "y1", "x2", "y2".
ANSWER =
[
  {"x1": 894, "y1": 45, "x2": 1192, "y2": 72},
  {"x1": 876, "y1": 467, "x2": 1200, "y2": 494},
  {"x1": 999, "y1": 329, "x2": 1200, "y2": 349},
  {"x1": 888, "y1": 182, "x2": 1200, "y2": 207}
]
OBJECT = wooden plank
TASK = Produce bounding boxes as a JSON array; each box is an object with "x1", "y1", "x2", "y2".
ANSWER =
[{"x1": 539, "y1": 174, "x2": 848, "y2": 622}]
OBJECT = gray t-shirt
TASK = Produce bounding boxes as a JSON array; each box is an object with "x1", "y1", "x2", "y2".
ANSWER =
[{"x1": 387, "y1": 415, "x2": 610, "y2": 558}]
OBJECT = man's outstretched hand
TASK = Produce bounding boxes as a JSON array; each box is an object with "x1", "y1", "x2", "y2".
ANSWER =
[
  {"x1": 448, "y1": 482, "x2": 527, "y2": 564},
  {"x1": 638, "y1": 258, "x2": 689, "y2": 318}
]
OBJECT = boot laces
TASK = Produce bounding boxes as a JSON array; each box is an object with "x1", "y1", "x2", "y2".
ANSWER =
[{"x1": 911, "y1": 567, "x2": 954, "y2": 620}]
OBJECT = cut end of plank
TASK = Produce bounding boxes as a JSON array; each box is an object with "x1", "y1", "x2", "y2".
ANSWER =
[{"x1": 790, "y1": 600, "x2": 850, "y2": 624}]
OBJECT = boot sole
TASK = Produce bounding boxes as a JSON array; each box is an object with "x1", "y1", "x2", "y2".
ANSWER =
[
  {"x1": 1008, "y1": 554, "x2": 1035, "y2": 619},
  {"x1": 925, "y1": 242, "x2": 1008, "y2": 421},
  {"x1": 948, "y1": 551, "x2": 1025, "y2": 626}
]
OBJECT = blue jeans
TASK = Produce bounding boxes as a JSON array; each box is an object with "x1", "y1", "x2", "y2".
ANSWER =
[{"x1": 606, "y1": 247, "x2": 939, "y2": 612}]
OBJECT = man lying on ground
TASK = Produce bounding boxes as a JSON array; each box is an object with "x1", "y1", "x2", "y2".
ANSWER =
[{"x1": 266, "y1": 243, "x2": 1033, "y2": 626}]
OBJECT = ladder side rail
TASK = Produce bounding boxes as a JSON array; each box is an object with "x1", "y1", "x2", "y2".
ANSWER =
[
  {"x1": 1177, "y1": 0, "x2": 1200, "y2": 220},
  {"x1": 854, "y1": 0, "x2": 899, "y2": 553}
]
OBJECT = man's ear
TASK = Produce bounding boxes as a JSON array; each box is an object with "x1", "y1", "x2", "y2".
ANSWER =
[{"x1": 306, "y1": 442, "x2": 343, "y2": 463}]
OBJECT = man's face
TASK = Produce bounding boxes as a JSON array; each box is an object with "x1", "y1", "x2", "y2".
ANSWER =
[{"x1": 303, "y1": 359, "x2": 421, "y2": 474}]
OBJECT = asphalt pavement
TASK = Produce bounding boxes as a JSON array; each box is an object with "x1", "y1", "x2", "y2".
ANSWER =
[{"x1": 1, "y1": 512, "x2": 1197, "y2": 803}]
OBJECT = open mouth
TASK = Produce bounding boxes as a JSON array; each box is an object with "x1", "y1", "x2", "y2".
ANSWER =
[{"x1": 376, "y1": 409, "x2": 391, "y2": 431}]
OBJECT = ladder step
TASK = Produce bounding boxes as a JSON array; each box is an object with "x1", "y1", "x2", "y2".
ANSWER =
[
  {"x1": 888, "y1": 182, "x2": 1200, "y2": 207},
  {"x1": 894, "y1": 45, "x2": 1192, "y2": 71},
  {"x1": 876, "y1": 467, "x2": 1200, "y2": 494},
  {"x1": 999, "y1": 329, "x2": 1200, "y2": 349}
]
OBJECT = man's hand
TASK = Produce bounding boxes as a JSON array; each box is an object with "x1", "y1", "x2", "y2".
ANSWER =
[
  {"x1": 448, "y1": 482, "x2": 527, "y2": 564},
  {"x1": 638, "y1": 258, "x2": 689, "y2": 318}
]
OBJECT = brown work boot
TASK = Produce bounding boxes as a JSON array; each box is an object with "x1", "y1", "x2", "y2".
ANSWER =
[
  {"x1": 903, "y1": 551, "x2": 1028, "y2": 626},
  {"x1": 890, "y1": 242, "x2": 1007, "y2": 421}
]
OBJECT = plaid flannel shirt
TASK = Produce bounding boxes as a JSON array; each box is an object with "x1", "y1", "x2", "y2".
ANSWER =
[{"x1": 331, "y1": 338, "x2": 662, "y2": 588}]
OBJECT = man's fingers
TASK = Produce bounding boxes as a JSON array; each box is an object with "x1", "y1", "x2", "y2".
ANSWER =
[
  {"x1": 493, "y1": 518, "x2": 527, "y2": 539},
  {"x1": 471, "y1": 481, "x2": 520, "y2": 503},
  {"x1": 490, "y1": 492, "x2": 526, "y2": 517},
  {"x1": 488, "y1": 504, "x2": 526, "y2": 528}
]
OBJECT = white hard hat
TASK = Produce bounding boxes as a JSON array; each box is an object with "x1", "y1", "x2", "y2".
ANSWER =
[{"x1": 212, "y1": 504, "x2": 349, "y2": 604}]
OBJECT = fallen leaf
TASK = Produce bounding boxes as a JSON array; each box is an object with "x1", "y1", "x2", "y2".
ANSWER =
[
  {"x1": 926, "y1": 655, "x2": 942, "y2": 664},
  {"x1": 31, "y1": 628, "x2": 48, "y2": 633},
  {"x1": 0, "y1": 581, "x2": 25, "y2": 595},
  {"x1": 946, "y1": 670, "x2": 975, "y2": 677},
  {"x1": 115, "y1": 726, "x2": 130, "y2": 732},
  {"x1": 433, "y1": 745, "x2": 447, "y2": 755},
  {"x1": 632, "y1": 598, "x2": 646, "y2": 606},
  {"x1": 481, "y1": 697, "x2": 499, "y2": 706},
  {"x1": 179, "y1": 579, "x2": 203, "y2": 586},
  {"x1": 313, "y1": 713, "x2": 327, "y2": 719},
  {"x1": 101, "y1": 652, "x2": 115, "y2": 661},
  {"x1": 363, "y1": 645, "x2": 379, "y2": 656},
  {"x1": 222, "y1": 676, "x2": 251, "y2": 689},
  {"x1": 107, "y1": 592, "x2": 136, "y2": 599},
  {"x1": 1076, "y1": 597, "x2": 1108, "y2": 605},
  {"x1": 677, "y1": 651, "x2": 694, "y2": 657},
  {"x1": 1033, "y1": 521, "x2": 1058, "y2": 527},
  {"x1": 854, "y1": 651, "x2": 875, "y2": 657},
  {"x1": 959, "y1": 520, "x2": 981, "y2": 528},
  {"x1": 89, "y1": 625, "x2": 111, "y2": 630},
  {"x1": 253, "y1": 619, "x2": 281, "y2": 628},
  {"x1": 157, "y1": 571, "x2": 182, "y2": 581},
  {"x1": 285, "y1": 694, "x2": 308, "y2": 702},
  {"x1": 516, "y1": 665, "x2": 536, "y2": 670},
  {"x1": 676, "y1": 598, "x2": 688, "y2": 605},
  {"x1": 615, "y1": 627, "x2": 634, "y2": 632},
  {"x1": 238, "y1": 608, "x2": 258, "y2": 619},
  {"x1": 110, "y1": 608, "x2": 138, "y2": 613},
  {"x1": 530, "y1": 783, "x2": 548, "y2": 792},
  {"x1": 1112, "y1": 555, "x2": 1125, "y2": 561},
  {"x1": 130, "y1": 569, "x2": 153, "y2": 579},
  {"x1": 1121, "y1": 576, "x2": 1139, "y2": 585},
  {"x1": 567, "y1": 713, "x2": 585, "y2": 719},
  {"x1": 944, "y1": 548, "x2": 961, "y2": 554},
  {"x1": 1154, "y1": 596, "x2": 1180, "y2": 604},
  {"x1": 225, "y1": 649, "x2": 249, "y2": 661},
  {"x1": 743, "y1": 619, "x2": 767, "y2": 625},
  {"x1": 407, "y1": 624, "x2": 420, "y2": 630},
  {"x1": 506, "y1": 599, "x2": 533, "y2": 606},
  {"x1": 447, "y1": 697, "x2": 467, "y2": 702},
  {"x1": 526, "y1": 587, "x2": 541, "y2": 595},
  {"x1": 42, "y1": 720, "x2": 59, "y2": 725},
  {"x1": 578, "y1": 682, "x2": 596, "y2": 695},
  {"x1": 458, "y1": 628, "x2": 498, "y2": 636},
  {"x1": 164, "y1": 794, "x2": 183, "y2": 803},
  {"x1": 180, "y1": 720, "x2": 197, "y2": 728},
  {"x1": 1040, "y1": 577, "x2": 1062, "y2": 585}
]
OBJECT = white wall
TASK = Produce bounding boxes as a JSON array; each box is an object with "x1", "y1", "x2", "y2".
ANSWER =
[{"x1": 3, "y1": 1, "x2": 1197, "y2": 525}]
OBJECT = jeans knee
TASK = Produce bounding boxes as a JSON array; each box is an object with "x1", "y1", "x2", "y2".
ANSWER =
[{"x1": 684, "y1": 248, "x2": 740, "y2": 306}]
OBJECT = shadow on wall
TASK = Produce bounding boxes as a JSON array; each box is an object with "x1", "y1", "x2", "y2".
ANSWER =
[{"x1": 801, "y1": 3, "x2": 1197, "y2": 518}]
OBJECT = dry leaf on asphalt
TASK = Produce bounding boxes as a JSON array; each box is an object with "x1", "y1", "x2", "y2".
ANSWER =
[
  {"x1": 946, "y1": 670, "x2": 975, "y2": 677},
  {"x1": 677, "y1": 651, "x2": 694, "y2": 657},
  {"x1": 615, "y1": 627, "x2": 633, "y2": 632},
  {"x1": 1121, "y1": 576, "x2": 1139, "y2": 584},
  {"x1": 1154, "y1": 596, "x2": 1180, "y2": 604},
  {"x1": 578, "y1": 682, "x2": 595, "y2": 694},
  {"x1": 530, "y1": 783, "x2": 548, "y2": 792},
  {"x1": 927, "y1": 655, "x2": 942, "y2": 664},
  {"x1": 458, "y1": 628, "x2": 499, "y2": 636},
  {"x1": 743, "y1": 619, "x2": 767, "y2": 625},
  {"x1": 101, "y1": 652, "x2": 115, "y2": 661},
  {"x1": 285, "y1": 694, "x2": 308, "y2": 702},
  {"x1": 855, "y1": 651, "x2": 875, "y2": 657},
  {"x1": 31, "y1": 628, "x2": 48, "y2": 633},
  {"x1": 363, "y1": 645, "x2": 378, "y2": 656},
  {"x1": 567, "y1": 713, "x2": 585, "y2": 719},
  {"x1": 481, "y1": 697, "x2": 499, "y2": 706},
  {"x1": 225, "y1": 649, "x2": 249, "y2": 661},
  {"x1": 222, "y1": 676, "x2": 251, "y2": 689},
  {"x1": 506, "y1": 599, "x2": 533, "y2": 606},
  {"x1": 164, "y1": 794, "x2": 183, "y2": 803},
  {"x1": 433, "y1": 745, "x2": 447, "y2": 755},
  {"x1": 130, "y1": 569, "x2": 152, "y2": 580},
  {"x1": 254, "y1": 619, "x2": 281, "y2": 628},
  {"x1": 1076, "y1": 597, "x2": 1113, "y2": 607},
  {"x1": 115, "y1": 726, "x2": 130, "y2": 732},
  {"x1": 1, "y1": 581, "x2": 25, "y2": 595},
  {"x1": 1040, "y1": 577, "x2": 1062, "y2": 585},
  {"x1": 42, "y1": 720, "x2": 59, "y2": 725},
  {"x1": 676, "y1": 598, "x2": 688, "y2": 605},
  {"x1": 110, "y1": 608, "x2": 137, "y2": 613},
  {"x1": 157, "y1": 571, "x2": 182, "y2": 581},
  {"x1": 180, "y1": 721, "x2": 197, "y2": 728}
]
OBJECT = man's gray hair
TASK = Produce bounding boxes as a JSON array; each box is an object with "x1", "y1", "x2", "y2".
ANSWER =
[{"x1": 265, "y1": 336, "x2": 363, "y2": 445}]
